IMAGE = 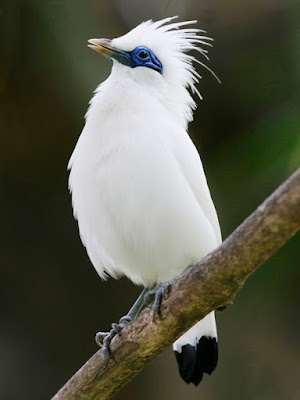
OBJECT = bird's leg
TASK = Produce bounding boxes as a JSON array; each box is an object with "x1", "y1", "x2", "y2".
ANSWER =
[
  {"x1": 96, "y1": 265, "x2": 193, "y2": 357},
  {"x1": 146, "y1": 265, "x2": 195, "y2": 320},
  {"x1": 96, "y1": 287, "x2": 150, "y2": 358},
  {"x1": 146, "y1": 279, "x2": 175, "y2": 320}
]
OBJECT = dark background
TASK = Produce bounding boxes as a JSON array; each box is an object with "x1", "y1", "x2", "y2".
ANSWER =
[{"x1": 1, "y1": 1, "x2": 299, "y2": 399}]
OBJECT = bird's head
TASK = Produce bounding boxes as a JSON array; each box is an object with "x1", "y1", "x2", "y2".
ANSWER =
[{"x1": 88, "y1": 17, "x2": 218, "y2": 125}]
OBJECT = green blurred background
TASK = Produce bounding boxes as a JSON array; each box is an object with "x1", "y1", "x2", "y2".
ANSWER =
[{"x1": 1, "y1": 1, "x2": 299, "y2": 399}]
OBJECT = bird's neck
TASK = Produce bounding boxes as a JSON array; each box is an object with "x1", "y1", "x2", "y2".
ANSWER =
[{"x1": 86, "y1": 66, "x2": 196, "y2": 130}]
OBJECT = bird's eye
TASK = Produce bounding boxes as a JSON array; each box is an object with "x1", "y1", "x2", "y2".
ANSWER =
[{"x1": 138, "y1": 50, "x2": 149, "y2": 60}]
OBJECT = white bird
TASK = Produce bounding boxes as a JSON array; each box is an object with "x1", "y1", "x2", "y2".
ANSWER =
[{"x1": 68, "y1": 16, "x2": 221, "y2": 386}]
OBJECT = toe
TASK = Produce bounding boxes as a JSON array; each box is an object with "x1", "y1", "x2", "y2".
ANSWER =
[
  {"x1": 95, "y1": 331, "x2": 109, "y2": 347},
  {"x1": 119, "y1": 315, "x2": 132, "y2": 324},
  {"x1": 111, "y1": 323, "x2": 122, "y2": 334},
  {"x1": 102, "y1": 345, "x2": 110, "y2": 359}
]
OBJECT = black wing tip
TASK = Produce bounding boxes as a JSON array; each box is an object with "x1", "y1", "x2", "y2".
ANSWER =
[{"x1": 174, "y1": 336, "x2": 218, "y2": 386}]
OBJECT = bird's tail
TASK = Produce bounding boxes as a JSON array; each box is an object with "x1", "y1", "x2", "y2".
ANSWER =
[{"x1": 173, "y1": 311, "x2": 218, "y2": 386}]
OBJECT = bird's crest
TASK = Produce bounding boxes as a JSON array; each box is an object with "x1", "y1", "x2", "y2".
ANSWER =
[{"x1": 113, "y1": 16, "x2": 219, "y2": 101}]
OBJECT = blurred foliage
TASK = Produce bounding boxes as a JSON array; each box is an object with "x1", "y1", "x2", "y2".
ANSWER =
[{"x1": 0, "y1": 1, "x2": 299, "y2": 400}]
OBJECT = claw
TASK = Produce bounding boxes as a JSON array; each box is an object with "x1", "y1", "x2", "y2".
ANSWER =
[
  {"x1": 146, "y1": 280, "x2": 173, "y2": 321},
  {"x1": 111, "y1": 323, "x2": 122, "y2": 334},
  {"x1": 119, "y1": 315, "x2": 132, "y2": 324},
  {"x1": 95, "y1": 331, "x2": 108, "y2": 347},
  {"x1": 95, "y1": 287, "x2": 150, "y2": 358},
  {"x1": 102, "y1": 333, "x2": 113, "y2": 359},
  {"x1": 95, "y1": 314, "x2": 134, "y2": 357}
]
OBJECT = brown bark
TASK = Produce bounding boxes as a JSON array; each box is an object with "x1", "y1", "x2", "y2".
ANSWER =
[{"x1": 51, "y1": 168, "x2": 300, "y2": 400}]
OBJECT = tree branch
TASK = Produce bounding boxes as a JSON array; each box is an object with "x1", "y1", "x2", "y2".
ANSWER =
[{"x1": 52, "y1": 168, "x2": 300, "y2": 400}]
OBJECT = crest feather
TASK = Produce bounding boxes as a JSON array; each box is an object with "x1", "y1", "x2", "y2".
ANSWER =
[{"x1": 113, "y1": 16, "x2": 219, "y2": 101}]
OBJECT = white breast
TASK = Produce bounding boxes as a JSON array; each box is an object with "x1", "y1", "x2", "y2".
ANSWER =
[{"x1": 69, "y1": 76, "x2": 221, "y2": 287}]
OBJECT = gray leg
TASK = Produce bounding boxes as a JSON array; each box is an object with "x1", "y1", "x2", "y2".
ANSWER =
[
  {"x1": 124, "y1": 287, "x2": 151, "y2": 320},
  {"x1": 96, "y1": 287, "x2": 150, "y2": 358},
  {"x1": 146, "y1": 266, "x2": 196, "y2": 318},
  {"x1": 146, "y1": 280, "x2": 174, "y2": 320},
  {"x1": 147, "y1": 264, "x2": 194, "y2": 317}
]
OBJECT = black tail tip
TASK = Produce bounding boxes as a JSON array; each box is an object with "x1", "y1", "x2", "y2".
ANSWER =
[{"x1": 174, "y1": 336, "x2": 218, "y2": 386}]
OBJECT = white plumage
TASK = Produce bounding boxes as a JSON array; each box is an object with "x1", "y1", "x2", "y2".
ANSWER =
[{"x1": 68, "y1": 16, "x2": 221, "y2": 386}]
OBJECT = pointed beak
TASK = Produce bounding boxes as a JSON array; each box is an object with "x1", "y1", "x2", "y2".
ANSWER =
[
  {"x1": 88, "y1": 38, "x2": 115, "y2": 56},
  {"x1": 87, "y1": 38, "x2": 133, "y2": 67}
]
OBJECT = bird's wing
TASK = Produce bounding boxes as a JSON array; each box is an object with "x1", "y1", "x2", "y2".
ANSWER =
[{"x1": 171, "y1": 129, "x2": 222, "y2": 245}]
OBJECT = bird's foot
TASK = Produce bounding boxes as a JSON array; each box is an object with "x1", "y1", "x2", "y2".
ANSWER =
[
  {"x1": 95, "y1": 287, "x2": 151, "y2": 358},
  {"x1": 146, "y1": 280, "x2": 174, "y2": 320},
  {"x1": 95, "y1": 315, "x2": 132, "y2": 358}
]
